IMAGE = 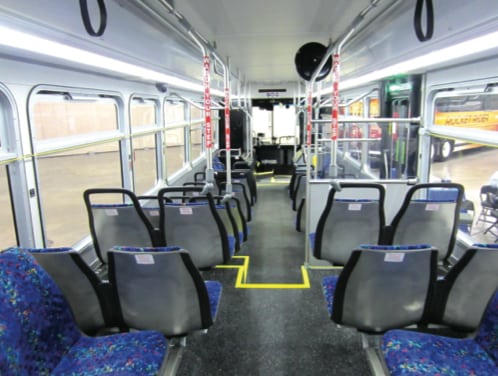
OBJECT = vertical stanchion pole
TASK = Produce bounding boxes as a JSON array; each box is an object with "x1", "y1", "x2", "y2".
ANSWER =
[
  {"x1": 203, "y1": 54, "x2": 214, "y2": 186},
  {"x1": 304, "y1": 81, "x2": 313, "y2": 266},
  {"x1": 330, "y1": 53, "x2": 340, "y2": 178},
  {"x1": 224, "y1": 59, "x2": 232, "y2": 195},
  {"x1": 306, "y1": 83, "x2": 313, "y2": 148}
]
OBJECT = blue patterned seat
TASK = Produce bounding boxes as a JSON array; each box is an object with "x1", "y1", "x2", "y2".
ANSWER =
[
  {"x1": 0, "y1": 248, "x2": 168, "y2": 375},
  {"x1": 382, "y1": 292, "x2": 498, "y2": 375}
]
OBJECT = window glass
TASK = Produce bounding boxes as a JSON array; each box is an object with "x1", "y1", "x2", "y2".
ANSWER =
[
  {"x1": 190, "y1": 106, "x2": 203, "y2": 121},
  {"x1": 130, "y1": 100, "x2": 156, "y2": 128},
  {"x1": 0, "y1": 165, "x2": 16, "y2": 247},
  {"x1": 31, "y1": 91, "x2": 123, "y2": 247},
  {"x1": 165, "y1": 127, "x2": 185, "y2": 177},
  {"x1": 131, "y1": 99, "x2": 158, "y2": 193},
  {"x1": 433, "y1": 92, "x2": 498, "y2": 134},
  {"x1": 37, "y1": 143, "x2": 122, "y2": 246},
  {"x1": 191, "y1": 125, "x2": 203, "y2": 160},
  {"x1": 164, "y1": 101, "x2": 186, "y2": 177},
  {"x1": 165, "y1": 102, "x2": 185, "y2": 124},
  {"x1": 430, "y1": 142, "x2": 498, "y2": 244},
  {"x1": 132, "y1": 134, "x2": 157, "y2": 194},
  {"x1": 33, "y1": 99, "x2": 117, "y2": 139},
  {"x1": 0, "y1": 90, "x2": 18, "y2": 247},
  {"x1": 430, "y1": 91, "x2": 498, "y2": 244}
]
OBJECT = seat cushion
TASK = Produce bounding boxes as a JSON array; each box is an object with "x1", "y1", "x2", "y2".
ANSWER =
[
  {"x1": 205, "y1": 281, "x2": 223, "y2": 320},
  {"x1": 52, "y1": 331, "x2": 167, "y2": 375},
  {"x1": 382, "y1": 329, "x2": 497, "y2": 375},
  {"x1": 0, "y1": 248, "x2": 82, "y2": 375},
  {"x1": 228, "y1": 235, "x2": 236, "y2": 257},
  {"x1": 321, "y1": 275, "x2": 339, "y2": 316}
]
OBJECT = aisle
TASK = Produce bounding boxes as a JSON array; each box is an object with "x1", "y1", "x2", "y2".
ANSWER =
[
  {"x1": 177, "y1": 180, "x2": 370, "y2": 376},
  {"x1": 242, "y1": 182, "x2": 306, "y2": 284}
]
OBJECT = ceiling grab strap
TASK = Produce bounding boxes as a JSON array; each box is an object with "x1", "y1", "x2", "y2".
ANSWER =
[
  {"x1": 414, "y1": 0, "x2": 434, "y2": 42},
  {"x1": 79, "y1": 0, "x2": 107, "y2": 37}
]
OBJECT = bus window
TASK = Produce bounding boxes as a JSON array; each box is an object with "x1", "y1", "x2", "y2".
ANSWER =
[
  {"x1": 0, "y1": 87, "x2": 21, "y2": 247},
  {"x1": 31, "y1": 91, "x2": 122, "y2": 247},
  {"x1": 432, "y1": 92, "x2": 498, "y2": 161},
  {"x1": 0, "y1": 165, "x2": 16, "y2": 247},
  {"x1": 191, "y1": 124, "x2": 203, "y2": 161},
  {"x1": 430, "y1": 90, "x2": 498, "y2": 243},
  {"x1": 33, "y1": 99, "x2": 117, "y2": 139},
  {"x1": 164, "y1": 127, "x2": 186, "y2": 176},
  {"x1": 190, "y1": 105, "x2": 204, "y2": 161},
  {"x1": 164, "y1": 101, "x2": 186, "y2": 177},
  {"x1": 130, "y1": 98, "x2": 159, "y2": 194},
  {"x1": 132, "y1": 134, "x2": 158, "y2": 193}
]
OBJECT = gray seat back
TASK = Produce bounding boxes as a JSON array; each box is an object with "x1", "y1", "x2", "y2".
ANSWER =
[
  {"x1": 314, "y1": 183, "x2": 386, "y2": 265},
  {"x1": 27, "y1": 247, "x2": 112, "y2": 334},
  {"x1": 84, "y1": 188, "x2": 157, "y2": 264},
  {"x1": 293, "y1": 174, "x2": 306, "y2": 211},
  {"x1": 108, "y1": 247, "x2": 217, "y2": 336},
  {"x1": 228, "y1": 196, "x2": 248, "y2": 242},
  {"x1": 219, "y1": 182, "x2": 252, "y2": 222},
  {"x1": 158, "y1": 189, "x2": 232, "y2": 268},
  {"x1": 216, "y1": 201, "x2": 240, "y2": 252},
  {"x1": 332, "y1": 245, "x2": 438, "y2": 332},
  {"x1": 137, "y1": 195, "x2": 161, "y2": 229},
  {"x1": 390, "y1": 183, "x2": 464, "y2": 262},
  {"x1": 434, "y1": 244, "x2": 498, "y2": 331}
]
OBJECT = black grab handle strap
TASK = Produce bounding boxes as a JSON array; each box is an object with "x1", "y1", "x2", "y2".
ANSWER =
[
  {"x1": 414, "y1": 0, "x2": 434, "y2": 42},
  {"x1": 79, "y1": 0, "x2": 107, "y2": 37}
]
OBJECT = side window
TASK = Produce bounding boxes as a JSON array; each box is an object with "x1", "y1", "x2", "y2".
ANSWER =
[
  {"x1": 0, "y1": 165, "x2": 16, "y2": 247},
  {"x1": 130, "y1": 97, "x2": 160, "y2": 194},
  {"x1": 30, "y1": 89, "x2": 123, "y2": 247},
  {"x1": 164, "y1": 101, "x2": 186, "y2": 177},
  {"x1": 0, "y1": 91, "x2": 17, "y2": 247},
  {"x1": 429, "y1": 88, "x2": 498, "y2": 244},
  {"x1": 190, "y1": 105, "x2": 204, "y2": 161}
]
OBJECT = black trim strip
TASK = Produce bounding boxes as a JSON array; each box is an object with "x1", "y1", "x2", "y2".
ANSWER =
[
  {"x1": 180, "y1": 252, "x2": 214, "y2": 328},
  {"x1": 331, "y1": 250, "x2": 362, "y2": 324}
]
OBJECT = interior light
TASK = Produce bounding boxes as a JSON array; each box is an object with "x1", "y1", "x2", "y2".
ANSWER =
[
  {"x1": 317, "y1": 30, "x2": 498, "y2": 95},
  {"x1": 0, "y1": 25, "x2": 224, "y2": 96}
]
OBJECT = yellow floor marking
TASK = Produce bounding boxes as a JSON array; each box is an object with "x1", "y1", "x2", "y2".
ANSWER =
[
  {"x1": 257, "y1": 182, "x2": 289, "y2": 187},
  {"x1": 306, "y1": 265, "x2": 343, "y2": 270},
  {"x1": 216, "y1": 255, "x2": 311, "y2": 289}
]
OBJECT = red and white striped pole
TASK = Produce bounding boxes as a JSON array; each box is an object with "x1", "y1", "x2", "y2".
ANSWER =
[
  {"x1": 331, "y1": 54, "x2": 340, "y2": 142},
  {"x1": 306, "y1": 84, "x2": 313, "y2": 147},
  {"x1": 224, "y1": 64, "x2": 233, "y2": 195},
  {"x1": 203, "y1": 55, "x2": 213, "y2": 151},
  {"x1": 330, "y1": 53, "x2": 340, "y2": 177}
]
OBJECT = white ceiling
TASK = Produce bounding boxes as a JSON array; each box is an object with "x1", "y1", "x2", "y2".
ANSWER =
[{"x1": 176, "y1": 0, "x2": 391, "y2": 86}]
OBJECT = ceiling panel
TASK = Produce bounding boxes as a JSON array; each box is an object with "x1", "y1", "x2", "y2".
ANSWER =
[{"x1": 176, "y1": 0, "x2": 382, "y2": 85}]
